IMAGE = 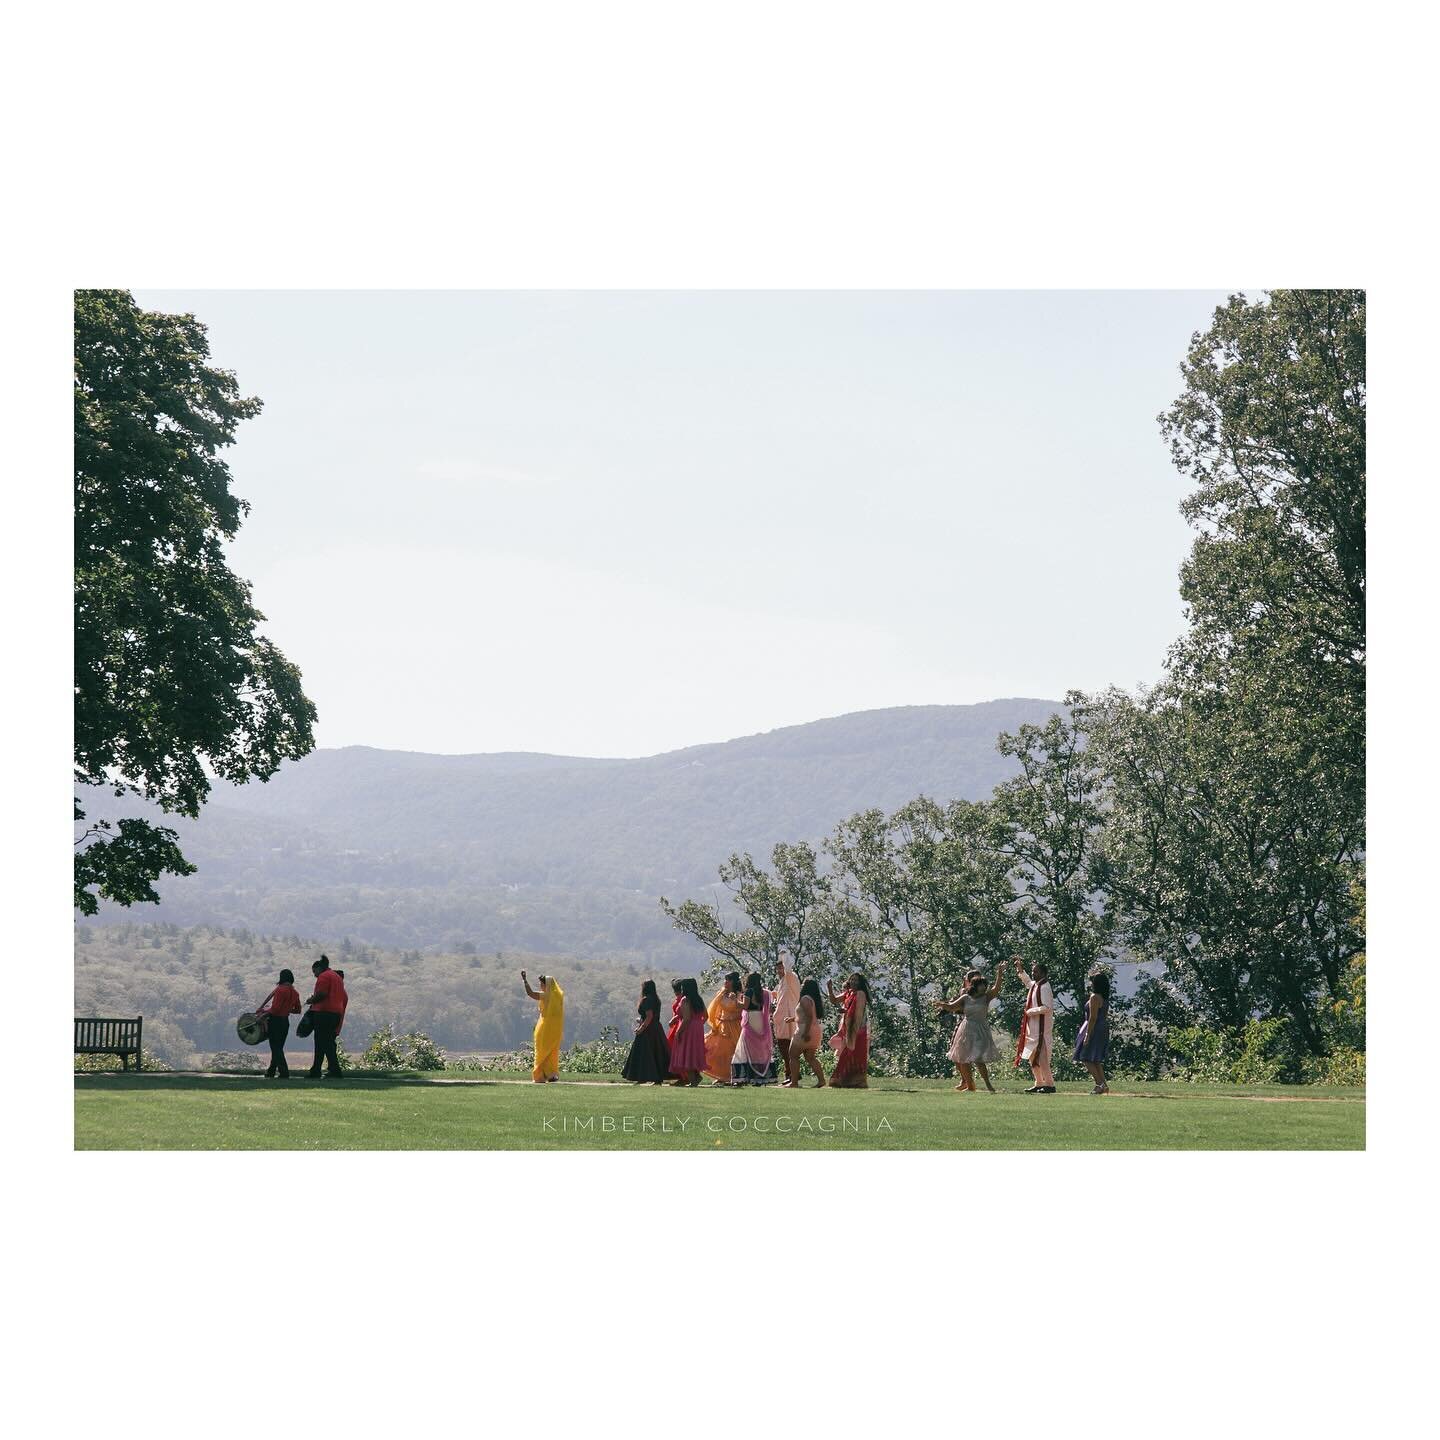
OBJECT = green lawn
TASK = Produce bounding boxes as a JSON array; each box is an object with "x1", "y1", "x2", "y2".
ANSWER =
[{"x1": 74, "y1": 1072, "x2": 1364, "y2": 1150}]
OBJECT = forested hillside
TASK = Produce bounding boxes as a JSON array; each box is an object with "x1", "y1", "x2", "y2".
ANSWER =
[
  {"x1": 75, "y1": 924, "x2": 657, "y2": 1065},
  {"x1": 76, "y1": 701, "x2": 1058, "y2": 962}
]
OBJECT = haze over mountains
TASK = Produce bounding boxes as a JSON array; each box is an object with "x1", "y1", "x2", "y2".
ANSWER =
[{"x1": 80, "y1": 700, "x2": 1061, "y2": 965}]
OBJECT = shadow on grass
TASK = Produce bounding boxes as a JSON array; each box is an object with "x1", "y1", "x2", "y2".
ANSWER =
[
  {"x1": 73, "y1": 1072, "x2": 508, "y2": 1090},
  {"x1": 73, "y1": 1072, "x2": 964, "y2": 1098}
]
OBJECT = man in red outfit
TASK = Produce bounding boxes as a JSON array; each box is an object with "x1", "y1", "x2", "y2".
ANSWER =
[{"x1": 305, "y1": 955, "x2": 347, "y2": 1079}]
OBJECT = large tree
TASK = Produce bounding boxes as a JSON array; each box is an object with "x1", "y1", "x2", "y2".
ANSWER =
[
  {"x1": 988, "y1": 706, "x2": 1113, "y2": 1025},
  {"x1": 1160, "y1": 288, "x2": 1365, "y2": 833},
  {"x1": 658, "y1": 841, "x2": 840, "y2": 984},
  {"x1": 1084, "y1": 289, "x2": 1366, "y2": 1054},
  {"x1": 827, "y1": 798, "x2": 1016, "y2": 1072},
  {"x1": 1083, "y1": 683, "x2": 1362, "y2": 1053},
  {"x1": 74, "y1": 290, "x2": 317, "y2": 914}
]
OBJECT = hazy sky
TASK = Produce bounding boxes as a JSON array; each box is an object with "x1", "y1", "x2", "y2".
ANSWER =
[{"x1": 135, "y1": 289, "x2": 1229, "y2": 758}]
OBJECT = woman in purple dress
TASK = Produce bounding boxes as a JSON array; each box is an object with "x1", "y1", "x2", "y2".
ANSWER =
[{"x1": 1073, "y1": 970, "x2": 1112, "y2": 1094}]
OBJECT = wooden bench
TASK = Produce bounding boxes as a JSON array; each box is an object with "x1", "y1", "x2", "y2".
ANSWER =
[{"x1": 75, "y1": 1016, "x2": 144, "y2": 1070}]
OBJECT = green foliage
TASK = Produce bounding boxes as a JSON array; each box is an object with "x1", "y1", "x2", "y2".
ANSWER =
[
  {"x1": 204, "y1": 1050, "x2": 267, "y2": 1074},
  {"x1": 991, "y1": 707, "x2": 1112, "y2": 1018},
  {"x1": 827, "y1": 800, "x2": 1015, "y2": 1075},
  {"x1": 666, "y1": 710, "x2": 1116, "y2": 1079},
  {"x1": 361, "y1": 1024, "x2": 447, "y2": 1071},
  {"x1": 1301, "y1": 1048, "x2": 1366, "y2": 1087},
  {"x1": 558, "y1": 1025, "x2": 629, "y2": 1074},
  {"x1": 74, "y1": 923, "x2": 652, "y2": 1063},
  {"x1": 74, "y1": 289, "x2": 317, "y2": 915},
  {"x1": 362, "y1": 1024, "x2": 408, "y2": 1070},
  {"x1": 1160, "y1": 288, "x2": 1365, "y2": 757},
  {"x1": 660, "y1": 841, "x2": 841, "y2": 984},
  {"x1": 73, "y1": 817, "x2": 195, "y2": 916},
  {"x1": 1075, "y1": 291, "x2": 1364, "y2": 1059},
  {"x1": 444, "y1": 1051, "x2": 529, "y2": 1074},
  {"x1": 73, "y1": 1046, "x2": 171, "y2": 1073},
  {"x1": 1084, "y1": 681, "x2": 1362, "y2": 1054},
  {"x1": 404, "y1": 1032, "x2": 447, "y2": 1071},
  {"x1": 1167, "y1": 1018, "x2": 1294, "y2": 1085}
]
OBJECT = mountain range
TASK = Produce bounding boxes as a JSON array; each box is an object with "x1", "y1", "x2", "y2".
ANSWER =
[{"x1": 79, "y1": 699, "x2": 1061, "y2": 964}]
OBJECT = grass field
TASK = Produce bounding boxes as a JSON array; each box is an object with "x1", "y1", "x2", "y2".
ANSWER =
[{"x1": 74, "y1": 1072, "x2": 1365, "y2": 1150}]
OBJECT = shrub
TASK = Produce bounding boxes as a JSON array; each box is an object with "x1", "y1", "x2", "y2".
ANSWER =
[
  {"x1": 1103, "y1": 1015, "x2": 1171, "y2": 1081},
  {"x1": 74, "y1": 1046, "x2": 171, "y2": 1073},
  {"x1": 361, "y1": 1024, "x2": 447, "y2": 1071},
  {"x1": 1168, "y1": 1018, "x2": 1293, "y2": 1084},
  {"x1": 445, "y1": 1051, "x2": 528, "y2": 1073},
  {"x1": 362, "y1": 1024, "x2": 408, "y2": 1070},
  {"x1": 204, "y1": 1050, "x2": 266, "y2": 1073},
  {"x1": 405, "y1": 1031, "x2": 447, "y2": 1071},
  {"x1": 559, "y1": 1025, "x2": 628, "y2": 1074},
  {"x1": 1301, "y1": 1048, "x2": 1366, "y2": 1086}
]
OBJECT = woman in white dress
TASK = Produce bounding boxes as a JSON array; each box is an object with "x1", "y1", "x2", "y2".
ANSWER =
[
  {"x1": 933, "y1": 961, "x2": 1005, "y2": 1092},
  {"x1": 1013, "y1": 958, "x2": 1056, "y2": 1094}
]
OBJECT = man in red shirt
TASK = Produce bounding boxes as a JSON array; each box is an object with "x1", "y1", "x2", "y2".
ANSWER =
[{"x1": 305, "y1": 955, "x2": 348, "y2": 1079}]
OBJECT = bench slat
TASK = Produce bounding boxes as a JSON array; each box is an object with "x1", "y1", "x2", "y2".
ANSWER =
[{"x1": 75, "y1": 1017, "x2": 143, "y2": 1060}]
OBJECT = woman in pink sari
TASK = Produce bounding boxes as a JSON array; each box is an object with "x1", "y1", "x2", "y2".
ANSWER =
[{"x1": 729, "y1": 972, "x2": 776, "y2": 1085}]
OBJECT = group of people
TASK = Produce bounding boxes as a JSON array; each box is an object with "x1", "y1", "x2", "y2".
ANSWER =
[
  {"x1": 607, "y1": 957, "x2": 874, "y2": 1089},
  {"x1": 524, "y1": 951, "x2": 1112, "y2": 1095},
  {"x1": 931, "y1": 959, "x2": 1111, "y2": 1094},
  {"x1": 254, "y1": 949, "x2": 1111, "y2": 1093},
  {"x1": 254, "y1": 955, "x2": 349, "y2": 1079}
]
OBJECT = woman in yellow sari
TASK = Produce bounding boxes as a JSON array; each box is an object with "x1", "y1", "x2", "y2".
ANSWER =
[
  {"x1": 703, "y1": 972, "x2": 744, "y2": 1083},
  {"x1": 523, "y1": 969, "x2": 565, "y2": 1082}
]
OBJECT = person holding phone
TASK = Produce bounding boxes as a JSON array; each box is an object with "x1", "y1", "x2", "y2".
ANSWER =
[{"x1": 523, "y1": 970, "x2": 565, "y2": 1082}]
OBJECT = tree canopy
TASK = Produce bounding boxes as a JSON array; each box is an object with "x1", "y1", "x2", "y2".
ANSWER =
[
  {"x1": 74, "y1": 290, "x2": 317, "y2": 914},
  {"x1": 663, "y1": 290, "x2": 1365, "y2": 1073}
]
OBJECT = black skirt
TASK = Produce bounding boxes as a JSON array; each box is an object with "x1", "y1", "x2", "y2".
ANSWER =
[{"x1": 622, "y1": 1021, "x2": 671, "y2": 1082}]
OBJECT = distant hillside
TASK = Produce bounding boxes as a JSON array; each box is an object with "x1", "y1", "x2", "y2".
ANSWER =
[
  {"x1": 74, "y1": 924, "x2": 647, "y2": 1065},
  {"x1": 78, "y1": 700, "x2": 1061, "y2": 962}
]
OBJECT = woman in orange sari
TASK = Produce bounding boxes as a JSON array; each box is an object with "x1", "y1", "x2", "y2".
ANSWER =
[
  {"x1": 826, "y1": 972, "x2": 871, "y2": 1088},
  {"x1": 703, "y1": 972, "x2": 744, "y2": 1083}
]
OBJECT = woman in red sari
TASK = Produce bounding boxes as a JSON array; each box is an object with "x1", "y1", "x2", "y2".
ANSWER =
[
  {"x1": 668, "y1": 977, "x2": 708, "y2": 1086},
  {"x1": 825, "y1": 972, "x2": 871, "y2": 1088},
  {"x1": 665, "y1": 978, "x2": 685, "y2": 1055}
]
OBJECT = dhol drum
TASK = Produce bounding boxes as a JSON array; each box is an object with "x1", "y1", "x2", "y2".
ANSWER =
[{"x1": 236, "y1": 1012, "x2": 267, "y2": 1046}]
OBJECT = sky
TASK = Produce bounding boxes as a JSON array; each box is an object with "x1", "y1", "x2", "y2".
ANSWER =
[{"x1": 135, "y1": 289, "x2": 1230, "y2": 758}]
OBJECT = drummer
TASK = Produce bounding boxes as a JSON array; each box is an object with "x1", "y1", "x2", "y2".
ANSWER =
[{"x1": 255, "y1": 968, "x2": 303, "y2": 1080}]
